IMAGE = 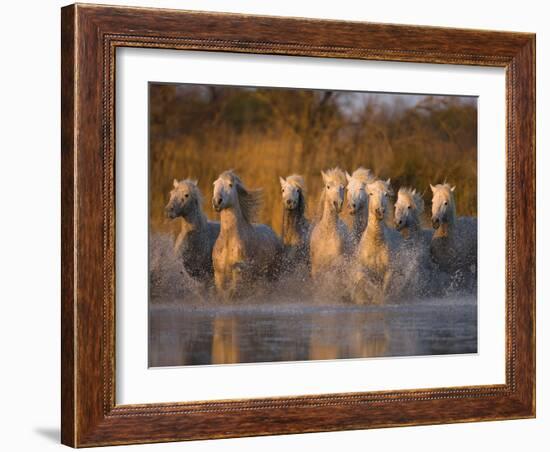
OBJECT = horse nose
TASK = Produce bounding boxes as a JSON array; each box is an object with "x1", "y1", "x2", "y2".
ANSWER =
[
  {"x1": 432, "y1": 217, "x2": 440, "y2": 229},
  {"x1": 286, "y1": 199, "x2": 292, "y2": 206}
]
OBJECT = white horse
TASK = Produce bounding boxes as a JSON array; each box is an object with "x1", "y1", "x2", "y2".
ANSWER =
[
  {"x1": 394, "y1": 187, "x2": 432, "y2": 245},
  {"x1": 345, "y1": 167, "x2": 375, "y2": 245},
  {"x1": 393, "y1": 187, "x2": 434, "y2": 296},
  {"x1": 309, "y1": 168, "x2": 351, "y2": 280},
  {"x1": 351, "y1": 179, "x2": 401, "y2": 304},
  {"x1": 429, "y1": 183, "x2": 477, "y2": 279},
  {"x1": 212, "y1": 170, "x2": 282, "y2": 300},
  {"x1": 165, "y1": 179, "x2": 220, "y2": 285},
  {"x1": 280, "y1": 174, "x2": 311, "y2": 268}
]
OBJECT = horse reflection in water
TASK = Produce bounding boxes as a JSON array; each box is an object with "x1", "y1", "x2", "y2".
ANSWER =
[
  {"x1": 308, "y1": 312, "x2": 389, "y2": 361},
  {"x1": 148, "y1": 297, "x2": 475, "y2": 367},
  {"x1": 211, "y1": 317, "x2": 240, "y2": 364}
]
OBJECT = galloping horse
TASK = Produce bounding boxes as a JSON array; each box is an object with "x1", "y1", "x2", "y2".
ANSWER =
[
  {"x1": 309, "y1": 168, "x2": 351, "y2": 279},
  {"x1": 351, "y1": 179, "x2": 401, "y2": 303},
  {"x1": 394, "y1": 187, "x2": 431, "y2": 245},
  {"x1": 212, "y1": 170, "x2": 282, "y2": 300},
  {"x1": 345, "y1": 167, "x2": 375, "y2": 244},
  {"x1": 430, "y1": 183, "x2": 477, "y2": 278},
  {"x1": 165, "y1": 179, "x2": 220, "y2": 285},
  {"x1": 279, "y1": 174, "x2": 311, "y2": 268},
  {"x1": 393, "y1": 187, "x2": 433, "y2": 296}
]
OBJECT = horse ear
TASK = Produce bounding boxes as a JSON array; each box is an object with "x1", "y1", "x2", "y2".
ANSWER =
[
  {"x1": 451, "y1": 185, "x2": 456, "y2": 192},
  {"x1": 190, "y1": 179, "x2": 198, "y2": 186},
  {"x1": 279, "y1": 176, "x2": 286, "y2": 188},
  {"x1": 173, "y1": 179, "x2": 179, "y2": 188},
  {"x1": 321, "y1": 171, "x2": 328, "y2": 182},
  {"x1": 345, "y1": 171, "x2": 352, "y2": 183},
  {"x1": 430, "y1": 184, "x2": 436, "y2": 192}
]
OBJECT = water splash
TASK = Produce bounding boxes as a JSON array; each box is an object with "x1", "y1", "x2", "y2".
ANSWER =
[
  {"x1": 150, "y1": 231, "x2": 476, "y2": 306},
  {"x1": 149, "y1": 232, "x2": 205, "y2": 303}
]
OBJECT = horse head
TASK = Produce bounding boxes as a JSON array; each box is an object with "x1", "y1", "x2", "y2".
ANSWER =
[
  {"x1": 165, "y1": 178, "x2": 200, "y2": 219},
  {"x1": 430, "y1": 183, "x2": 456, "y2": 229}
]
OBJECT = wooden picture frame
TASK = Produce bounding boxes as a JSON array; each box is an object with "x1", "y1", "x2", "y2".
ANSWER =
[{"x1": 61, "y1": 3, "x2": 535, "y2": 447}]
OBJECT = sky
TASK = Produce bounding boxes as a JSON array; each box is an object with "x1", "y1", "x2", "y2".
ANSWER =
[{"x1": 170, "y1": 82, "x2": 477, "y2": 116}]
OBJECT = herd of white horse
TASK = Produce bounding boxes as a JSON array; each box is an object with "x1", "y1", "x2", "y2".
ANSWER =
[{"x1": 163, "y1": 168, "x2": 477, "y2": 303}]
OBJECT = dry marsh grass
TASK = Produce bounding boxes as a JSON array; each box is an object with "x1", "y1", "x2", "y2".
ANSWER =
[{"x1": 149, "y1": 84, "x2": 477, "y2": 235}]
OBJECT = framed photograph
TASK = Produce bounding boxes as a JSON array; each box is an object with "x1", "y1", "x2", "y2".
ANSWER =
[{"x1": 61, "y1": 3, "x2": 535, "y2": 447}]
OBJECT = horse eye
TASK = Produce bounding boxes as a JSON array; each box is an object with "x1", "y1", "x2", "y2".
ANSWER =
[
  {"x1": 444, "y1": 201, "x2": 448, "y2": 205},
  {"x1": 408, "y1": 205, "x2": 411, "y2": 209},
  {"x1": 229, "y1": 183, "x2": 233, "y2": 188},
  {"x1": 326, "y1": 185, "x2": 330, "y2": 189},
  {"x1": 184, "y1": 194, "x2": 189, "y2": 198},
  {"x1": 297, "y1": 188, "x2": 301, "y2": 193}
]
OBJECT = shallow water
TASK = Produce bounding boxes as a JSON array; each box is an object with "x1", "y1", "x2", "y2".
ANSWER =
[{"x1": 148, "y1": 296, "x2": 477, "y2": 367}]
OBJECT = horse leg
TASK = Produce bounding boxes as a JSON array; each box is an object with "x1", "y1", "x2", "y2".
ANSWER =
[
  {"x1": 379, "y1": 270, "x2": 393, "y2": 304},
  {"x1": 350, "y1": 269, "x2": 372, "y2": 305},
  {"x1": 214, "y1": 269, "x2": 230, "y2": 301},
  {"x1": 226, "y1": 262, "x2": 247, "y2": 300}
]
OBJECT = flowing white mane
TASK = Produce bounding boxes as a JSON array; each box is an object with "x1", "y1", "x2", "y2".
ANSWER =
[
  {"x1": 350, "y1": 167, "x2": 374, "y2": 184},
  {"x1": 284, "y1": 174, "x2": 306, "y2": 191},
  {"x1": 397, "y1": 187, "x2": 425, "y2": 215},
  {"x1": 219, "y1": 170, "x2": 263, "y2": 224}
]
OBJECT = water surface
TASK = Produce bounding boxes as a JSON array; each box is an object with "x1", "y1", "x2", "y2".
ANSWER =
[{"x1": 149, "y1": 296, "x2": 477, "y2": 367}]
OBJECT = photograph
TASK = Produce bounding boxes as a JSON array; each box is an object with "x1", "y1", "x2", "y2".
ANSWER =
[{"x1": 148, "y1": 83, "x2": 479, "y2": 367}]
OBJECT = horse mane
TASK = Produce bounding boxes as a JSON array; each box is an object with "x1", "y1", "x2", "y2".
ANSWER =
[
  {"x1": 285, "y1": 174, "x2": 306, "y2": 191},
  {"x1": 324, "y1": 167, "x2": 347, "y2": 186},
  {"x1": 367, "y1": 179, "x2": 394, "y2": 196},
  {"x1": 398, "y1": 187, "x2": 425, "y2": 215},
  {"x1": 351, "y1": 167, "x2": 374, "y2": 184},
  {"x1": 296, "y1": 189, "x2": 305, "y2": 218},
  {"x1": 221, "y1": 170, "x2": 263, "y2": 224},
  {"x1": 433, "y1": 183, "x2": 456, "y2": 205}
]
